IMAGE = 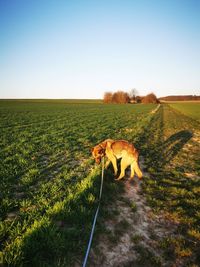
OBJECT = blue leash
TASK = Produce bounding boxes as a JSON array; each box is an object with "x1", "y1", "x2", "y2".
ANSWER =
[{"x1": 82, "y1": 157, "x2": 105, "y2": 267}]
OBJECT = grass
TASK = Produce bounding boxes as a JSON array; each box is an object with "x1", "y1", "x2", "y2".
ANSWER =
[
  {"x1": 0, "y1": 100, "x2": 155, "y2": 266},
  {"x1": 137, "y1": 104, "x2": 200, "y2": 266},
  {"x1": 134, "y1": 244, "x2": 162, "y2": 267},
  {"x1": 130, "y1": 201, "x2": 137, "y2": 212},
  {"x1": 169, "y1": 102, "x2": 200, "y2": 121},
  {"x1": 1, "y1": 100, "x2": 200, "y2": 266}
]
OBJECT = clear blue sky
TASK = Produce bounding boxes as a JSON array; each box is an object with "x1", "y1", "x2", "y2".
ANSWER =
[{"x1": 0, "y1": 0, "x2": 199, "y2": 99}]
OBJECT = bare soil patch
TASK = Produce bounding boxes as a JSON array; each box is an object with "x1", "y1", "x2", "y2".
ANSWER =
[{"x1": 88, "y1": 159, "x2": 177, "y2": 267}]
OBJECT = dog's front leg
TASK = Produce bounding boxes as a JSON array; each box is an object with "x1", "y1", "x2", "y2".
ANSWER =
[
  {"x1": 105, "y1": 160, "x2": 111, "y2": 169},
  {"x1": 109, "y1": 156, "x2": 118, "y2": 176}
]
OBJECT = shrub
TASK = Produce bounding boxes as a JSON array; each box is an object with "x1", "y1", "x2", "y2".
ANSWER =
[
  {"x1": 103, "y1": 92, "x2": 113, "y2": 103},
  {"x1": 103, "y1": 90, "x2": 130, "y2": 104},
  {"x1": 112, "y1": 91, "x2": 130, "y2": 104},
  {"x1": 142, "y1": 93, "x2": 159, "y2": 104}
]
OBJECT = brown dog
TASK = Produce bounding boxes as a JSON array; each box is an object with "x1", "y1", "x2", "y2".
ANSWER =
[{"x1": 91, "y1": 139, "x2": 143, "y2": 180}]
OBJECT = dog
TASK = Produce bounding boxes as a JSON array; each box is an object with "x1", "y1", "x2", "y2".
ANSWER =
[{"x1": 91, "y1": 139, "x2": 143, "y2": 180}]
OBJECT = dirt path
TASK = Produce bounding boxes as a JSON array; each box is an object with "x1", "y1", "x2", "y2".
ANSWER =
[
  {"x1": 86, "y1": 106, "x2": 200, "y2": 267},
  {"x1": 88, "y1": 158, "x2": 177, "y2": 267}
]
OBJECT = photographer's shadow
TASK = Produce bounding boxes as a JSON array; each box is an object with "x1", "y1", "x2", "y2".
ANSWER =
[{"x1": 161, "y1": 130, "x2": 193, "y2": 167}]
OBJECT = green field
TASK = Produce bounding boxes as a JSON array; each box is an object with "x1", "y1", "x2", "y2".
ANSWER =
[
  {"x1": 0, "y1": 100, "x2": 200, "y2": 266},
  {"x1": 139, "y1": 103, "x2": 200, "y2": 266},
  {"x1": 0, "y1": 100, "x2": 155, "y2": 266},
  {"x1": 169, "y1": 102, "x2": 200, "y2": 121}
]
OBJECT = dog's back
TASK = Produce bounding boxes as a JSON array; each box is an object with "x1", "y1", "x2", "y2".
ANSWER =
[{"x1": 110, "y1": 140, "x2": 138, "y2": 160}]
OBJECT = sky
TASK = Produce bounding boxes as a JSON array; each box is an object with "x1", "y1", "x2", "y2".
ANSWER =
[{"x1": 0, "y1": 0, "x2": 200, "y2": 99}]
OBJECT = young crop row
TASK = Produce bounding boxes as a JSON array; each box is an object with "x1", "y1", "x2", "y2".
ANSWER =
[
  {"x1": 0, "y1": 101, "x2": 155, "y2": 266},
  {"x1": 137, "y1": 104, "x2": 200, "y2": 266}
]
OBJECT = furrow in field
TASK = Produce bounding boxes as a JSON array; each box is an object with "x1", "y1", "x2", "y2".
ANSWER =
[{"x1": 89, "y1": 104, "x2": 200, "y2": 267}]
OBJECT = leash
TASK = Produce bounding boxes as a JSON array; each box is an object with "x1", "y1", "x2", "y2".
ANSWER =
[{"x1": 82, "y1": 157, "x2": 105, "y2": 267}]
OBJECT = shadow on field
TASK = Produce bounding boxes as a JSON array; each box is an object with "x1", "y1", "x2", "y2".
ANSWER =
[
  {"x1": 136, "y1": 105, "x2": 193, "y2": 170},
  {"x1": 162, "y1": 130, "x2": 193, "y2": 165},
  {"x1": 5, "y1": 105, "x2": 195, "y2": 267},
  {"x1": 137, "y1": 104, "x2": 200, "y2": 266}
]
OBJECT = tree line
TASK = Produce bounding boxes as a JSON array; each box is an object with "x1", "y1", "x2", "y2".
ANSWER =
[
  {"x1": 103, "y1": 90, "x2": 159, "y2": 104},
  {"x1": 159, "y1": 95, "x2": 200, "y2": 101}
]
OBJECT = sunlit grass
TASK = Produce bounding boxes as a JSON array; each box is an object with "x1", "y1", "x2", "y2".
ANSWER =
[
  {"x1": 170, "y1": 102, "x2": 200, "y2": 121},
  {"x1": 0, "y1": 100, "x2": 155, "y2": 266}
]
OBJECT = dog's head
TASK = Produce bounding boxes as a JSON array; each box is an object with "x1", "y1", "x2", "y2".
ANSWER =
[{"x1": 91, "y1": 145, "x2": 105, "y2": 164}]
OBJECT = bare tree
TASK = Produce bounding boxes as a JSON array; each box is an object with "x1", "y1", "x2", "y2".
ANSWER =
[{"x1": 129, "y1": 88, "x2": 138, "y2": 101}]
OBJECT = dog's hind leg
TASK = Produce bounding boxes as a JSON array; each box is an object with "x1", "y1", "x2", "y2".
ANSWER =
[
  {"x1": 116, "y1": 158, "x2": 129, "y2": 180},
  {"x1": 130, "y1": 163, "x2": 135, "y2": 179},
  {"x1": 131, "y1": 161, "x2": 143, "y2": 179}
]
